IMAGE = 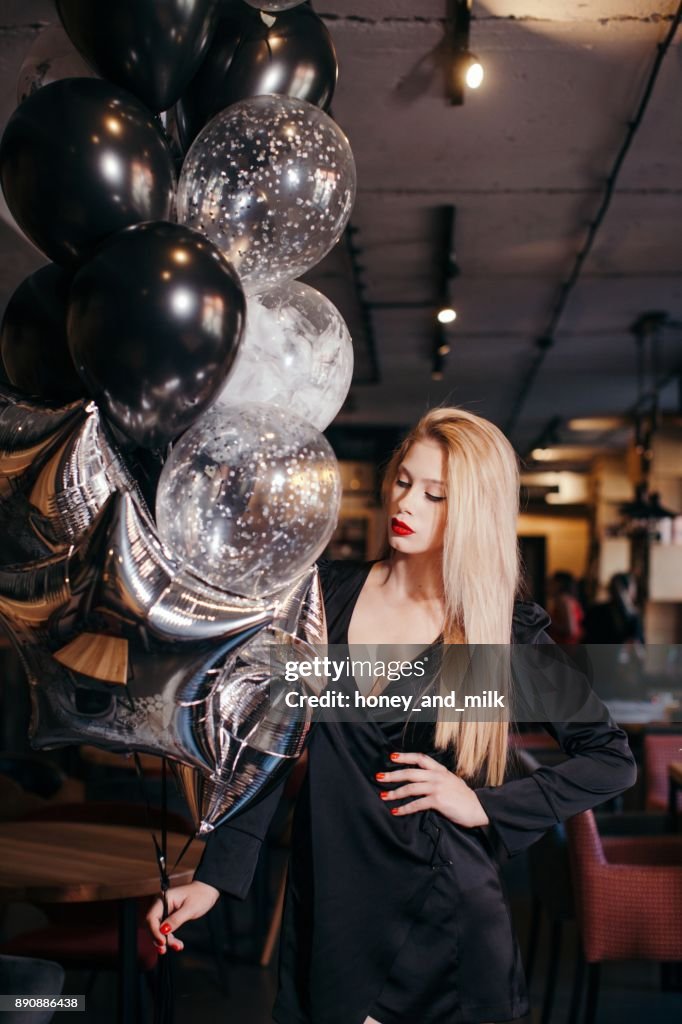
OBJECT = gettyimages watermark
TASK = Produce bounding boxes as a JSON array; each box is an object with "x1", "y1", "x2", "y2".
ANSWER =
[{"x1": 259, "y1": 643, "x2": 682, "y2": 724}]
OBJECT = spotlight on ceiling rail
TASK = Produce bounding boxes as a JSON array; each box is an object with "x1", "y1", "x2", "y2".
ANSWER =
[
  {"x1": 437, "y1": 307, "x2": 457, "y2": 325},
  {"x1": 447, "y1": 2, "x2": 484, "y2": 105}
]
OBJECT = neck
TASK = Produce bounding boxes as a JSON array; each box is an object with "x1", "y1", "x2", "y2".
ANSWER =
[{"x1": 381, "y1": 551, "x2": 445, "y2": 602}]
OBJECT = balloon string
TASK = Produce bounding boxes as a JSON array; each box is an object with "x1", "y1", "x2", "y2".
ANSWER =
[
  {"x1": 144, "y1": 757, "x2": 173, "y2": 1024},
  {"x1": 170, "y1": 833, "x2": 195, "y2": 874}
]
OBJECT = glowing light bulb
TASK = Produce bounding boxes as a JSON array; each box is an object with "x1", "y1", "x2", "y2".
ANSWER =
[
  {"x1": 437, "y1": 307, "x2": 457, "y2": 325},
  {"x1": 466, "y1": 58, "x2": 484, "y2": 90}
]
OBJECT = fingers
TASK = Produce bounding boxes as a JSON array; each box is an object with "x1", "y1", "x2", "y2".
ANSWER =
[
  {"x1": 379, "y1": 782, "x2": 431, "y2": 801},
  {"x1": 146, "y1": 893, "x2": 189, "y2": 953},
  {"x1": 379, "y1": 768, "x2": 430, "y2": 784},
  {"x1": 389, "y1": 751, "x2": 446, "y2": 771},
  {"x1": 145, "y1": 898, "x2": 166, "y2": 945},
  {"x1": 390, "y1": 796, "x2": 432, "y2": 815},
  {"x1": 146, "y1": 915, "x2": 182, "y2": 955},
  {"x1": 159, "y1": 906, "x2": 191, "y2": 940}
]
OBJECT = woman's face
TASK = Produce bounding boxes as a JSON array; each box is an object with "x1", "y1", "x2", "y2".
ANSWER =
[{"x1": 387, "y1": 439, "x2": 447, "y2": 556}]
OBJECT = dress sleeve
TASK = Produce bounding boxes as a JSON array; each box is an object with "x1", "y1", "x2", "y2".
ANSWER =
[
  {"x1": 193, "y1": 558, "x2": 335, "y2": 897},
  {"x1": 193, "y1": 780, "x2": 287, "y2": 898},
  {"x1": 473, "y1": 628, "x2": 638, "y2": 858}
]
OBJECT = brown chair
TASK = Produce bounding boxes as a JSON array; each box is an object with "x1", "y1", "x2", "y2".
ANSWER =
[
  {"x1": 566, "y1": 808, "x2": 682, "y2": 1024},
  {"x1": 643, "y1": 732, "x2": 682, "y2": 812}
]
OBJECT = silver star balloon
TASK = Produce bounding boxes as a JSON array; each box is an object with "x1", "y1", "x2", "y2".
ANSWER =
[
  {"x1": 27, "y1": 401, "x2": 144, "y2": 552},
  {"x1": 0, "y1": 393, "x2": 152, "y2": 564},
  {"x1": 0, "y1": 386, "x2": 86, "y2": 561},
  {"x1": 0, "y1": 492, "x2": 276, "y2": 773},
  {"x1": 176, "y1": 565, "x2": 326, "y2": 833},
  {"x1": 0, "y1": 386, "x2": 84, "y2": 497}
]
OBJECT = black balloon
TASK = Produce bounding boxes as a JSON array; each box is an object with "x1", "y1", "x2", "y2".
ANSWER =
[
  {"x1": 0, "y1": 79, "x2": 175, "y2": 267},
  {"x1": 1, "y1": 265, "x2": 84, "y2": 402},
  {"x1": 57, "y1": 0, "x2": 221, "y2": 113},
  {"x1": 176, "y1": 4, "x2": 337, "y2": 150},
  {"x1": 67, "y1": 221, "x2": 246, "y2": 450}
]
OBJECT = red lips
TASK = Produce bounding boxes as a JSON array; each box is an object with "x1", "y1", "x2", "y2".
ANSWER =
[{"x1": 391, "y1": 518, "x2": 414, "y2": 536}]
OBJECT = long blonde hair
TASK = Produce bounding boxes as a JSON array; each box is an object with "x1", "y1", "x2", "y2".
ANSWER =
[{"x1": 380, "y1": 407, "x2": 520, "y2": 785}]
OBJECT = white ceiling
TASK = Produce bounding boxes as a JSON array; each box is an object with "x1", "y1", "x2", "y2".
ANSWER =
[{"x1": 0, "y1": 1, "x2": 680, "y2": 456}]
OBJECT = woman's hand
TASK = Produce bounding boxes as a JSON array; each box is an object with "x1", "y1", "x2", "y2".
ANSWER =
[
  {"x1": 145, "y1": 880, "x2": 220, "y2": 954},
  {"x1": 375, "y1": 751, "x2": 489, "y2": 828}
]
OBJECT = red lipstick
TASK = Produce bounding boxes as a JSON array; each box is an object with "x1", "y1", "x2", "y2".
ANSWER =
[{"x1": 391, "y1": 518, "x2": 414, "y2": 536}]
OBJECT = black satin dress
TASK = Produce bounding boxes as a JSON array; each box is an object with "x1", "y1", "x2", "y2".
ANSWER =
[{"x1": 194, "y1": 560, "x2": 637, "y2": 1024}]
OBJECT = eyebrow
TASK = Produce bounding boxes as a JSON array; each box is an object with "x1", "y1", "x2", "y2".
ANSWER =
[{"x1": 398, "y1": 465, "x2": 445, "y2": 487}]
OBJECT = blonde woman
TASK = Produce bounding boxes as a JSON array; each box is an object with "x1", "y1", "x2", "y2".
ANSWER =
[{"x1": 147, "y1": 407, "x2": 636, "y2": 1024}]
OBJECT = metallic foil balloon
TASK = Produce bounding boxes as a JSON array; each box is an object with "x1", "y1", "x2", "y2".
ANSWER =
[
  {"x1": 25, "y1": 633, "x2": 266, "y2": 773},
  {"x1": 0, "y1": 496, "x2": 111, "y2": 632},
  {"x1": 16, "y1": 23, "x2": 95, "y2": 104},
  {"x1": 1, "y1": 495, "x2": 276, "y2": 771},
  {"x1": 25, "y1": 403, "x2": 145, "y2": 553},
  {"x1": 67, "y1": 221, "x2": 246, "y2": 450},
  {"x1": 175, "y1": 564, "x2": 326, "y2": 832},
  {"x1": 176, "y1": 5, "x2": 337, "y2": 150},
  {"x1": 0, "y1": 399, "x2": 149, "y2": 562},
  {"x1": 56, "y1": 0, "x2": 221, "y2": 113},
  {"x1": 215, "y1": 281, "x2": 353, "y2": 430},
  {"x1": 176, "y1": 95, "x2": 356, "y2": 292},
  {"x1": 0, "y1": 79, "x2": 176, "y2": 267},
  {"x1": 0, "y1": 387, "x2": 84, "y2": 501},
  {"x1": 245, "y1": 1, "x2": 307, "y2": 11},
  {"x1": 0, "y1": 389, "x2": 86, "y2": 563},
  {"x1": 1, "y1": 264, "x2": 84, "y2": 403},
  {"x1": 76, "y1": 490, "x2": 275, "y2": 645},
  {"x1": 156, "y1": 402, "x2": 342, "y2": 597}
]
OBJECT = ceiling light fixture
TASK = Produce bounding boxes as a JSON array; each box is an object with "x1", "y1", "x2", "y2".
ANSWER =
[
  {"x1": 432, "y1": 204, "x2": 460, "y2": 376},
  {"x1": 447, "y1": 1, "x2": 484, "y2": 106},
  {"x1": 464, "y1": 55, "x2": 484, "y2": 90}
]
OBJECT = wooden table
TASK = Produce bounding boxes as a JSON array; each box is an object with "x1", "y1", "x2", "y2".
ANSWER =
[
  {"x1": 0, "y1": 821, "x2": 201, "y2": 1023},
  {"x1": 669, "y1": 761, "x2": 682, "y2": 830}
]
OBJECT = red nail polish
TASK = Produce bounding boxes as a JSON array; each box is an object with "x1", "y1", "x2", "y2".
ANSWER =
[
  {"x1": 390, "y1": 753, "x2": 400, "y2": 761},
  {"x1": 160, "y1": 923, "x2": 171, "y2": 935},
  {"x1": 375, "y1": 772, "x2": 385, "y2": 780},
  {"x1": 379, "y1": 791, "x2": 389, "y2": 799},
  {"x1": 390, "y1": 807, "x2": 400, "y2": 815},
  {"x1": 170, "y1": 944, "x2": 181, "y2": 952}
]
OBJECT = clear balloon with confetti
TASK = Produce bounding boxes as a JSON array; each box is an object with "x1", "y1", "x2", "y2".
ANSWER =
[
  {"x1": 155, "y1": 402, "x2": 342, "y2": 597},
  {"x1": 176, "y1": 95, "x2": 356, "y2": 292}
]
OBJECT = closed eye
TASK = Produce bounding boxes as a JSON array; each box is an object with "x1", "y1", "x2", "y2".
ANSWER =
[
  {"x1": 426, "y1": 493, "x2": 446, "y2": 502},
  {"x1": 396, "y1": 479, "x2": 410, "y2": 488}
]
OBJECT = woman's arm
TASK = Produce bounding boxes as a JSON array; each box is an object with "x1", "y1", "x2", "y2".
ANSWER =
[
  {"x1": 473, "y1": 642, "x2": 637, "y2": 857},
  {"x1": 192, "y1": 777, "x2": 288, "y2": 897}
]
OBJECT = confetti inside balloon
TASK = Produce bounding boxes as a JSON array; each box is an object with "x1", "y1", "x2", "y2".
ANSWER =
[
  {"x1": 176, "y1": 95, "x2": 356, "y2": 292},
  {"x1": 155, "y1": 403, "x2": 341, "y2": 597},
  {"x1": 215, "y1": 282, "x2": 353, "y2": 430}
]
